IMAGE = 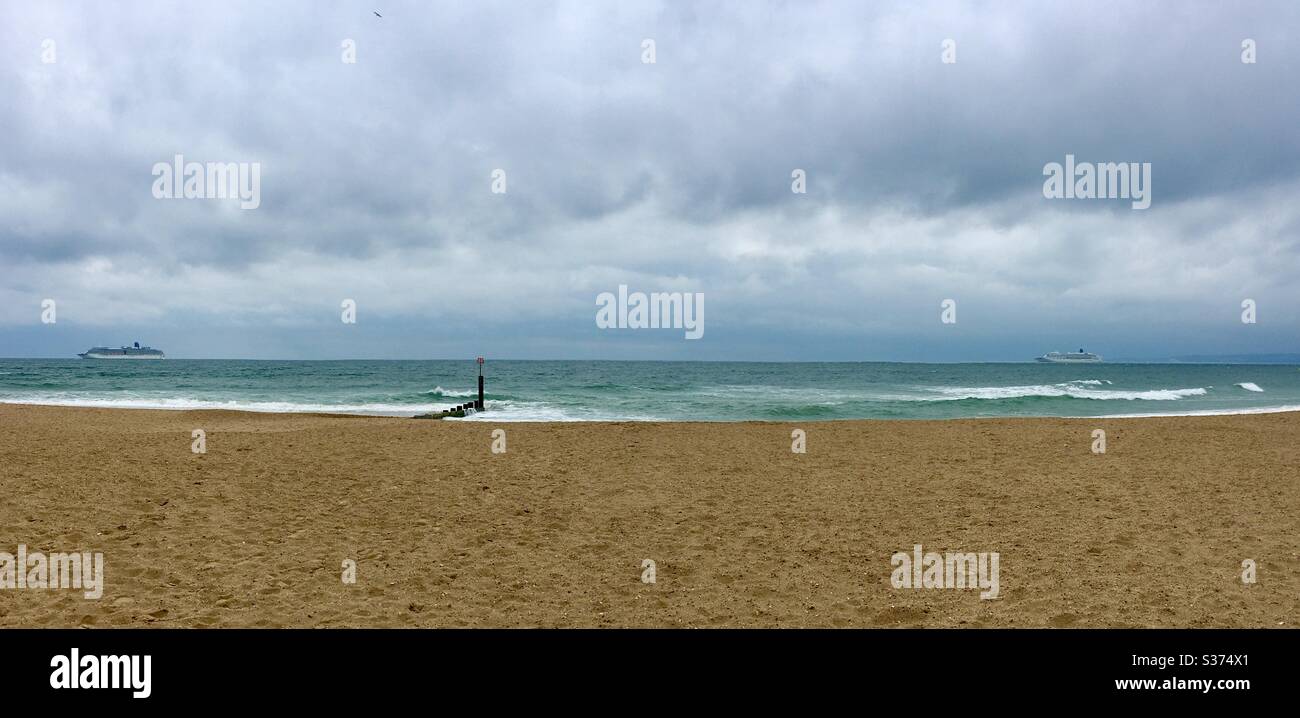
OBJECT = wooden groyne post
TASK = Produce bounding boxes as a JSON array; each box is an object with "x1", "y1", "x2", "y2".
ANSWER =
[
  {"x1": 413, "y1": 357, "x2": 486, "y2": 420},
  {"x1": 477, "y1": 356, "x2": 485, "y2": 410}
]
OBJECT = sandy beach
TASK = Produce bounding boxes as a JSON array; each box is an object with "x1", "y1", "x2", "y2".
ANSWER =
[{"x1": 0, "y1": 403, "x2": 1296, "y2": 627}]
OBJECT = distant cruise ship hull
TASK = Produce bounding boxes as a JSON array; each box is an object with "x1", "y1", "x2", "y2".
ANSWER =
[
  {"x1": 79, "y1": 343, "x2": 166, "y2": 359},
  {"x1": 79, "y1": 352, "x2": 166, "y2": 359},
  {"x1": 1036, "y1": 352, "x2": 1101, "y2": 363}
]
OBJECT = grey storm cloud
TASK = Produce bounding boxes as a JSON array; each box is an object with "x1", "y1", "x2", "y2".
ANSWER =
[{"x1": 0, "y1": 0, "x2": 1297, "y2": 360}]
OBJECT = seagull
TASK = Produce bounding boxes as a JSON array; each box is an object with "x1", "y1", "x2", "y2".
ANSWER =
[{"x1": 373, "y1": 10, "x2": 382, "y2": 18}]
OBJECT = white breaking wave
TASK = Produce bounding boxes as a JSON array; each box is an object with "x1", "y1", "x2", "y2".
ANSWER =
[
  {"x1": 0, "y1": 396, "x2": 445, "y2": 417},
  {"x1": 920, "y1": 383, "x2": 1207, "y2": 401},
  {"x1": 450, "y1": 405, "x2": 588, "y2": 422},
  {"x1": 1094, "y1": 404, "x2": 1300, "y2": 418},
  {"x1": 427, "y1": 385, "x2": 476, "y2": 398},
  {"x1": 450, "y1": 399, "x2": 667, "y2": 422},
  {"x1": 1, "y1": 395, "x2": 666, "y2": 421},
  {"x1": 1235, "y1": 382, "x2": 1264, "y2": 392},
  {"x1": 5, "y1": 393, "x2": 1294, "y2": 421}
]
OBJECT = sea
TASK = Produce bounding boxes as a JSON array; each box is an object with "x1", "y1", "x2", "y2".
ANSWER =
[{"x1": 1, "y1": 359, "x2": 1298, "y2": 421}]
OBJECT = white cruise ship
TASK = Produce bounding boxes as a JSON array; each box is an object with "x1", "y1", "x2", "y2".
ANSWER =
[
  {"x1": 78, "y1": 342, "x2": 166, "y2": 359},
  {"x1": 1035, "y1": 349, "x2": 1102, "y2": 363}
]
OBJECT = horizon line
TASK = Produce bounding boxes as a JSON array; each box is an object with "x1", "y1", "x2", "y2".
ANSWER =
[{"x1": 5, "y1": 356, "x2": 1300, "y2": 365}]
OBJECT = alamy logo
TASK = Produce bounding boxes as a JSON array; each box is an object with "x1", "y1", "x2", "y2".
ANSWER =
[
  {"x1": 1043, "y1": 154, "x2": 1151, "y2": 209},
  {"x1": 0, "y1": 544, "x2": 103, "y2": 599},
  {"x1": 50, "y1": 648, "x2": 151, "y2": 699},
  {"x1": 890, "y1": 544, "x2": 1000, "y2": 599},
  {"x1": 596, "y1": 285, "x2": 704, "y2": 339},
  {"x1": 152, "y1": 154, "x2": 261, "y2": 209}
]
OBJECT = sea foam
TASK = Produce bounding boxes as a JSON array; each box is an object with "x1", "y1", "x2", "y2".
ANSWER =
[{"x1": 921, "y1": 383, "x2": 1206, "y2": 402}]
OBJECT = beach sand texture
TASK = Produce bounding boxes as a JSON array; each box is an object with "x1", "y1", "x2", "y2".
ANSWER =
[{"x1": 1, "y1": 403, "x2": 1297, "y2": 627}]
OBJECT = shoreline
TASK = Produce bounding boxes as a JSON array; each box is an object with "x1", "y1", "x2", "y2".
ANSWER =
[
  {"x1": 4, "y1": 399, "x2": 1300, "y2": 422},
  {"x1": 1, "y1": 403, "x2": 1297, "y2": 627}
]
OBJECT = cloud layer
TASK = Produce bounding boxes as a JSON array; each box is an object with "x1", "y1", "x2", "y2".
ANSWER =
[{"x1": 1, "y1": 0, "x2": 1297, "y2": 359}]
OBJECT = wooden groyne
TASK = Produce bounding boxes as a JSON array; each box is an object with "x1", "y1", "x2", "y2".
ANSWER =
[{"x1": 414, "y1": 357, "x2": 486, "y2": 420}]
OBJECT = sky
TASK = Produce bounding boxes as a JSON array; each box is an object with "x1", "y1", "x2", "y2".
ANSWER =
[{"x1": 1, "y1": 0, "x2": 1297, "y2": 361}]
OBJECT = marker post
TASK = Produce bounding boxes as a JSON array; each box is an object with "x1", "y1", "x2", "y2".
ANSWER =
[{"x1": 476, "y1": 357, "x2": 485, "y2": 410}]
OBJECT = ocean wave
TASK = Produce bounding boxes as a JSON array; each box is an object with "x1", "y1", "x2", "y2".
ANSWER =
[
  {"x1": 449, "y1": 399, "x2": 667, "y2": 422},
  {"x1": 918, "y1": 383, "x2": 1207, "y2": 402},
  {"x1": 0, "y1": 396, "x2": 451, "y2": 417},
  {"x1": 6, "y1": 392, "x2": 1297, "y2": 422},
  {"x1": 421, "y1": 386, "x2": 476, "y2": 398},
  {"x1": 758, "y1": 403, "x2": 840, "y2": 418},
  {"x1": 1235, "y1": 382, "x2": 1264, "y2": 392},
  {"x1": 1094, "y1": 405, "x2": 1300, "y2": 418},
  {"x1": 0, "y1": 393, "x2": 666, "y2": 421}
]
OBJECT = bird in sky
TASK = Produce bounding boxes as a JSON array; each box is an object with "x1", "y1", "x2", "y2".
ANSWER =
[{"x1": 373, "y1": 10, "x2": 382, "y2": 18}]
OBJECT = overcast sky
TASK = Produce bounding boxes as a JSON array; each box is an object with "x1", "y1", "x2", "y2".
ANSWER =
[{"x1": 1, "y1": 1, "x2": 1297, "y2": 360}]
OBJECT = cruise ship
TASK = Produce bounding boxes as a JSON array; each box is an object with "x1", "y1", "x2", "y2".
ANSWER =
[
  {"x1": 1035, "y1": 349, "x2": 1101, "y2": 363},
  {"x1": 78, "y1": 342, "x2": 166, "y2": 359}
]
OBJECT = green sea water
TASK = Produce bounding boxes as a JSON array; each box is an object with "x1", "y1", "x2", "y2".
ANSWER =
[{"x1": 1, "y1": 359, "x2": 1298, "y2": 421}]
